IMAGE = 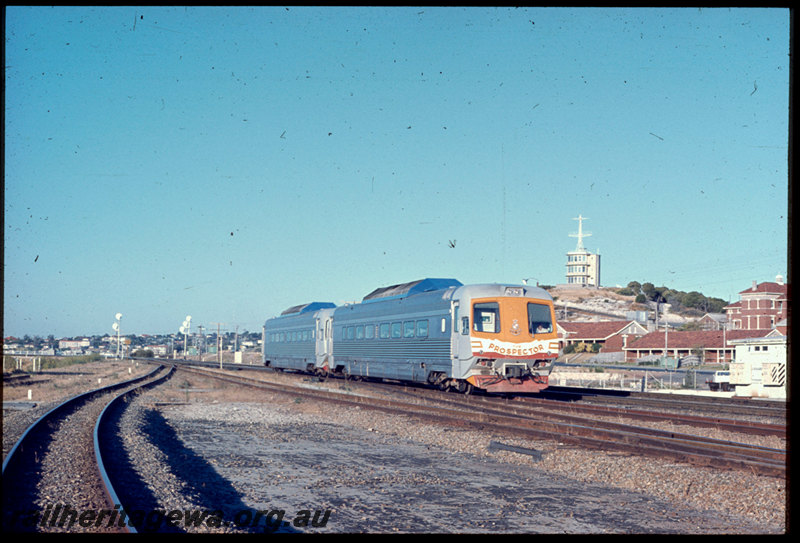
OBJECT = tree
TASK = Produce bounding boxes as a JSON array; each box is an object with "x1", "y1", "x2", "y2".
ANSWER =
[
  {"x1": 641, "y1": 282, "x2": 657, "y2": 301},
  {"x1": 683, "y1": 291, "x2": 705, "y2": 310}
]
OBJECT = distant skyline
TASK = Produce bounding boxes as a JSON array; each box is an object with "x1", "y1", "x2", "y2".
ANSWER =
[{"x1": 4, "y1": 7, "x2": 790, "y2": 338}]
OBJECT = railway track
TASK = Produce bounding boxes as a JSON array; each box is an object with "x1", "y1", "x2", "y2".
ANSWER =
[
  {"x1": 153, "y1": 358, "x2": 786, "y2": 423},
  {"x1": 2, "y1": 365, "x2": 173, "y2": 533},
  {"x1": 168, "y1": 359, "x2": 784, "y2": 436},
  {"x1": 368, "y1": 381, "x2": 787, "y2": 439},
  {"x1": 544, "y1": 386, "x2": 786, "y2": 422},
  {"x1": 175, "y1": 365, "x2": 786, "y2": 479}
]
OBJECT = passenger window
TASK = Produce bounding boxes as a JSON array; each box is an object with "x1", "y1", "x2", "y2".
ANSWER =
[
  {"x1": 380, "y1": 323, "x2": 390, "y2": 339},
  {"x1": 527, "y1": 303, "x2": 553, "y2": 334},
  {"x1": 403, "y1": 321, "x2": 415, "y2": 338},
  {"x1": 416, "y1": 320, "x2": 428, "y2": 337},
  {"x1": 462, "y1": 317, "x2": 469, "y2": 335},
  {"x1": 356, "y1": 325, "x2": 364, "y2": 340},
  {"x1": 365, "y1": 325, "x2": 375, "y2": 339},
  {"x1": 346, "y1": 326, "x2": 355, "y2": 340},
  {"x1": 391, "y1": 322, "x2": 402, "y2": 338},
  {"x1": 473, "y1": 302, "x2": 500, "y2": 333}
]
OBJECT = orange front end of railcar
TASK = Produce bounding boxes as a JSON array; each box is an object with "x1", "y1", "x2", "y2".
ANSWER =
[{"x1": 465, "y1": 295, "x2": 559, "y2": 394}]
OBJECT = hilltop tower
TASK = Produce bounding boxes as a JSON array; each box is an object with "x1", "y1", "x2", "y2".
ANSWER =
[{"x1": 565, "y1": 215, "x2": 601, "y2": 287}]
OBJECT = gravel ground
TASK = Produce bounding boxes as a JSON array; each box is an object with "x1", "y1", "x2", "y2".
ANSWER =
[
  {"x1": 117, "y1": 368, "x2": 786, "y2": 534},
  {"x1": 3, "y1": 363, "x2": 788, "y2": 534}
]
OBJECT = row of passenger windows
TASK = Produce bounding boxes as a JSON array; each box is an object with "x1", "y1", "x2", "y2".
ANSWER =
[
  {"x1": 268, "y1": 302, "x2": 553, "y2": 343},
  {"x1": 268, "y1": 329, "x2": 314, "y2": 343},
  {"x1": 343, "y1": 319, "x2": 429, "y2": 340},
  {"x1": 267, "y1": 319, "x2": 433, "y2": 344}
]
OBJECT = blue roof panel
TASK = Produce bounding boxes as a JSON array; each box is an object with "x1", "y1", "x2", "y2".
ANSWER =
[
  {"x1": 361, "y1": 278, "x2": 462, "y2": 303},
  {"x1": 280, "y1": 302, "x2": 336, "y2": 316}
]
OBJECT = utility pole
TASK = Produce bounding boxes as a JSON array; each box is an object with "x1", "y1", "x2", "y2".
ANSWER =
[{"x1": 210, "y1": 322, "x2": 226, "y2": 369}]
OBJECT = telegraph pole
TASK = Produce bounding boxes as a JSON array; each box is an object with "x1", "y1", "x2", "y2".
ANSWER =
[{"x1": 211, "y1": 322, "x2": 226, "y2": 369}]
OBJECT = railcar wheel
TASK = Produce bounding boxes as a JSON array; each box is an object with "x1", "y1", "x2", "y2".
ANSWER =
[{"x1": 456, "y1": 380, "x2": 474, "y2": 395}]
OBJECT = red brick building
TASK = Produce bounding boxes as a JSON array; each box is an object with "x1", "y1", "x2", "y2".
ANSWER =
[
  {"x1": 623, "y1": 329, "x2": 772, "y2": 364},
  {"x1": 558, "y1": 320, "x2": 648, "y2": 352},
  {"x1": 725, "y1": 277, "x2": 788, "y2": 331}
]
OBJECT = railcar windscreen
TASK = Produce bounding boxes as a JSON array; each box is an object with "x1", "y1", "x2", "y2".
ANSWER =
[
  {"x1": 473, "y1": 302, "x2": 500, "y2": 333},
  {"x1": 527, "y1": 303, "x2": 553, "y2": 334}
]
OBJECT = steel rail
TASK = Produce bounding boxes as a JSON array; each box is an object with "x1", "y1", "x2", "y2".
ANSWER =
[
  {"x1": 544, "y1": 387, "x2": 787, "y2": 419},
  {"x1": 317, "y1": 376, "x2": 787, "y2": 438},
  {"x1": 2, "y1": 364, "x2": 165, "y2": 476},
  {"x1": 93, "y1": 365, "x2": 176, "y2": 534},
  {"x1": 377, "y1": 386, "x2": 787, "y2": 464},
  {"x1": 156, "y1": 357, "x2": 786, "y2": 425},
  {"x1": 2, "y1": 365, "x2": 169, "y2": 533}
]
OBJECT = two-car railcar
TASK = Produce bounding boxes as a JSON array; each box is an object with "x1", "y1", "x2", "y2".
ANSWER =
[{"x1": 263, "y1": 278, "x2": 559, "y2": 394}]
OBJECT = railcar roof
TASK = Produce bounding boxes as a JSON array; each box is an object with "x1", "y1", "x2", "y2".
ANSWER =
[
  {"x1": 362, "y1": 278, "x2": 463, "y2": 303},
  {"x1": 280, "y1": 302, "x2": 336, "y2": 316}
]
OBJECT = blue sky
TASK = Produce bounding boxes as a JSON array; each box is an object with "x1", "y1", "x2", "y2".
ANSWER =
[{"x1": 4, "y1": 7, "x2": 790, "y2": 338}]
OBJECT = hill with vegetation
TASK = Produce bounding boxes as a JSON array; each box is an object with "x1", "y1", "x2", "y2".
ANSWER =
[
  {"x1": 542, "y1": 281, "x2": 728, "y2": 327},
  {"x1": 613, "y1": 281, "x2": 728, "y2": 315}
]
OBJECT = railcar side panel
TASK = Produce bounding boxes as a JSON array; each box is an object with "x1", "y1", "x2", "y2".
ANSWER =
[{"x1": 331, "y1": 288, "x2": 455, "y2": 382}]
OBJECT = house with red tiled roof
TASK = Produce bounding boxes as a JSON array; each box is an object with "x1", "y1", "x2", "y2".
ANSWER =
[
  {"x1": 697, "y1": 313, "x2": 727, "y2": 330},
  {"x1": 725, "y1": 277, "x2": 788, "y2": 331},
  {"x1": 558, "y1": 320, "x2": 648, "y2": 352},
  {"x1": 623, "y1": 329, "x2": 773, "y2": 364}
]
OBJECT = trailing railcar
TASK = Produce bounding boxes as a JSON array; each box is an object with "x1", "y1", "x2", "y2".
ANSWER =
[
  {"x1": 262, "y1": 302, "x2": 335, "y2": 373},
  {"x1": 262, "y1": 278, "x2": 560, "y2": 394}
]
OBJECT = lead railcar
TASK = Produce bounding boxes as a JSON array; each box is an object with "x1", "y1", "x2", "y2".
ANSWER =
[{"x1": 263, "y1": 278, "x2": 560, "y2": 394}]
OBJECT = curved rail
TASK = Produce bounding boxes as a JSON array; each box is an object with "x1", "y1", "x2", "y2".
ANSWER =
[
  {"x1": 2, "y1": 365, "x2": 170, "y2": 533},
  {"x1": 2, "y1": 364, "x2": 165, "y2": 476},
  {"x1": 93, "y1": 365, "x2": 175, "y2": 534}
]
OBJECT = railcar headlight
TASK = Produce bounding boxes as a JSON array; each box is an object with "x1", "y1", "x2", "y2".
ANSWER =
[{"x1": 505, "y1": 287, "x2": 523, "y2": 297}]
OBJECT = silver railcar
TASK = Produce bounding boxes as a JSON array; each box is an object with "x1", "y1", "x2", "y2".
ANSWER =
[{"x1": 263, "y1": 278, "x2": 559, "y2": 393}]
